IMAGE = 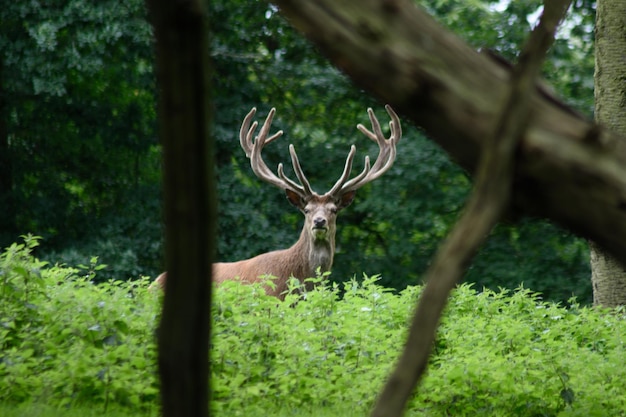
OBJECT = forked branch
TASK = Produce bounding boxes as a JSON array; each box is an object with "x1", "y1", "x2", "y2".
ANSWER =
[{"x1": 370, "y1": 2, "x2": 572, "y2": 416}]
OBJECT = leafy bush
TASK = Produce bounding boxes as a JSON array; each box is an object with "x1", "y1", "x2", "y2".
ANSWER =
[
  {"x1": 211, "y1": 273, "x2": 410, "y2": 412},
  {"x1": 212, "y1": 277, "x2": 626, "y2": 416},
  {"x1": 0, "y1": 235, "x2": 160, "y2": 412},
  {"x1": 1, "y1": 236, "x2": 625, "y2": 416}
]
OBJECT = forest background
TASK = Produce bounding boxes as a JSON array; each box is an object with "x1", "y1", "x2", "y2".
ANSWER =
[{"x1": 0, "y1": 0, "x2": 596, "y2": 304}]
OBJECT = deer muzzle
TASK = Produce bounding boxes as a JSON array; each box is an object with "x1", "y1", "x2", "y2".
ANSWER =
[{"x1": 312, "y1": 217, "x2": 329, "y2": 237}]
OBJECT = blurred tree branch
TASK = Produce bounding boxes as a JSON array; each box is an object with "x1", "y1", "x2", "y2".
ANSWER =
[{"x1": 146, "y1": 0, "x2": 214, "y2": 416}]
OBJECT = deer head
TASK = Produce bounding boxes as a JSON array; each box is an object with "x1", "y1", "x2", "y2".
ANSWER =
[{"x1": 235, "y1": 105, "x2": 401, "y2": 295}]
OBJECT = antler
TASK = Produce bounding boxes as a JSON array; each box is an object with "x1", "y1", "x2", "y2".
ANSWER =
[
  {"x1": 326, "y1": 105, "x2": 402, "y2": 196},
  {"x1": 240, "y1": 107, "x2": 314, "y2": 198},
  {"x1": 240, "y1": 105, "x2": 401, "y2": 200}
]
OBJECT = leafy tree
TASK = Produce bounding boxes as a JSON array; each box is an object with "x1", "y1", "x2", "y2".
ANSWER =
[{"x1": 0, "y1": 0, "x2": 159, "y2": 273}]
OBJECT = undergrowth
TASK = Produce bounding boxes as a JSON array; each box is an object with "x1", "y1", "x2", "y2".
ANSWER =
[{"x1": 1, "y1": 235, "x2": 625, "y2": 416}]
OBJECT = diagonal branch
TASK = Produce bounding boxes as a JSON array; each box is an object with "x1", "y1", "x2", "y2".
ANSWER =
[{"x1": 370, "y1": 2, "x2": 572, "y2": 416}]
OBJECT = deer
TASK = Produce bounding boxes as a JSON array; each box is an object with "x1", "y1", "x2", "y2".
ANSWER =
[{"x1": 151, "y1": 105, "x2": 401, "y2": 300}]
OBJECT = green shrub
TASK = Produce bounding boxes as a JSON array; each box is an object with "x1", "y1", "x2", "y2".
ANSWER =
[
  {"x1": 211, "y1": 273, "x2": 410, "y2": 412},
  {"x1": 1, "y1": 236, "x2": 625, "y2": 416},
  {"x1": 211, "y1": 277, "x2": 626, "y2": 416},
  {"x1": 0, "y1": 235, "x2": 160, "y2": 412}
]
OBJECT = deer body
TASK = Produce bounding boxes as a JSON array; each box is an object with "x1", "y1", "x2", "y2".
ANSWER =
[
  {"x1": 214, "y1": 229, "x2": 331, "y2": 296},
  {"x1": 153, "y1": 105, "x2": 401, "y2": 299},
  {"x1": 214, "y1": 193, "x2": 346, "y2": 296}
]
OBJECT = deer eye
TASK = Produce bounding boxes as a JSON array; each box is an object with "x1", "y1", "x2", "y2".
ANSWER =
[{"x1": 304, "y1": 208, "x2": 310, "y2": 214}]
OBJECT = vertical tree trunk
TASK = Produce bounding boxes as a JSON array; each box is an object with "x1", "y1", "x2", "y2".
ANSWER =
[
  {"x1": 591, "y1": 0, "x2": 626, "y2": 307},
  {"x1": 146, "y1": 0, "x2": 215, "y2": 416}
]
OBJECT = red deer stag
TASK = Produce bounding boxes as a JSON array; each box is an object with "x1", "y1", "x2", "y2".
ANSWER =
[{"x1": 152, "y1": 105, "x2": 401, "y2": 299}]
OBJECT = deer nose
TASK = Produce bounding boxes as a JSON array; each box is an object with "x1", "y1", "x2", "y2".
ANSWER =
[{"x1": 313, "y1": 217, "x2": 327, "y2": 229}]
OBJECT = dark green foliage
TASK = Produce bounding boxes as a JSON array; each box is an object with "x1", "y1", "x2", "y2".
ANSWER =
[
  {"x1": 1, "y1": 238, "x2": 624, "y2": 415},
  {"x1": 0, "y1": 0, "x2": 158, "y2": 262},
  {"x1": 0, "y1": 0, "x2": 595, "y2": 302},
  {"x1": 469, "y1": 220, "x2": 591, "y2": 303}
]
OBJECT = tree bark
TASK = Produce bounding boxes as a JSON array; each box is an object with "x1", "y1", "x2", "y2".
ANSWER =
[
  {"x1": 271, "y1": 0, "x2": 626, "y2": 267},
  {"x1": 590, "y1": 0, "x2": 626, "y2": 307},
  {"x1": 146, "y1": 0, "x2": 214, "y2": 416}
]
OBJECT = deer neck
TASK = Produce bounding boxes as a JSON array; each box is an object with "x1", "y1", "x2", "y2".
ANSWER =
[{"x1": 294, "y1": 227, "x2": 334, "y2": 275}]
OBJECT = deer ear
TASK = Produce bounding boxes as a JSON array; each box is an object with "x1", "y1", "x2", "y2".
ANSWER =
[
  {"x1": 285, "y1": 189, "x2": 305, "y2": 209},
  {"x1": 337, "y1": 190, "x2": 356, "y2": 210}
]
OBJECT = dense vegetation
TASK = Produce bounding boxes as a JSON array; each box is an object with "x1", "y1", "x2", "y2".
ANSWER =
[
  {"x1": 2, "y1": 236, "x2": 625, "y2": 416},
  {"x1": 0, "y1": 0, "x2": 596, "y2": 303}
]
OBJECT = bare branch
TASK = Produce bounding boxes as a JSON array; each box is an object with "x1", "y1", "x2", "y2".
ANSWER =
[{"x1": 371, "y1": 2, "x2": 573, "y2": 416}]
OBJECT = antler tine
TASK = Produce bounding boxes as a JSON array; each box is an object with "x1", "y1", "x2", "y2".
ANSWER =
[
  {"x1": 327, "y1": 145, "x2": 366, "y2": 196},
  {"x1": 239, "y1": 107, "x2": 311, "y2": 197},
  {"x1": 274, "y1": 144, "x2": 317, "y2": 196},
  {"x1": 239, "y1": 108, "x2": 257, "y2": 158},
  {"x1": 358, "y1": 105, "x2": 401, "y2": 170},
  {"x1": 277, "y1": 163, "x2": 304, "y2": 194},
  {"x1": 329, "y1": 105, "x2": 402, "y2": 196},
  {"x1": 239, "y1": 107, "x2": 270, "y2": 158},
  {"x1": 354, "y1": 105, "x2": 400, "y2": 184},
  {"x1": 287, "y1": 144, "x2": 314, "y2": 195}
]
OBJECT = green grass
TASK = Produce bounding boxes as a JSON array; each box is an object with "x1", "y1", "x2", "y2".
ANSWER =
[
  {"x1": 0, "y1": 402, "x2": 370, "y2": 417},
  {"x1": 0, "y1": 403, "x2": 157, "y2": 417}
]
